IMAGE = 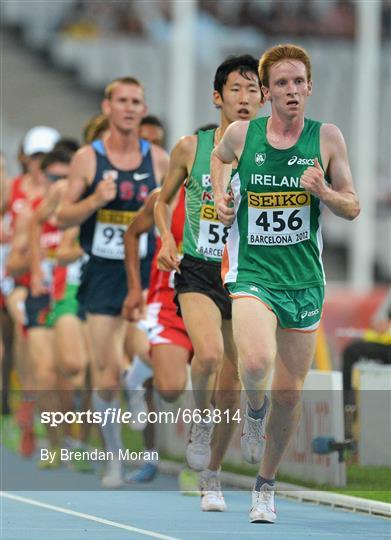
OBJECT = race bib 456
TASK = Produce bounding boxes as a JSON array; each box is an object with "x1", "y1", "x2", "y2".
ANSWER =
[{"x1": 248, "y1": 191, "x2": 310, "y2": 246}]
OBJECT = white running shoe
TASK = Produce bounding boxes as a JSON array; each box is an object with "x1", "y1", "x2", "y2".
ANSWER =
[
  {"x1": 186, "y1": 421, "x2": 213, "y2": 471},
  {"x1": 102, "y1": 459, "x2": 124, "y2": 489},
  {"x1": 241, "y1": 405, "x2": 267, "y2": 464},
  {"x1": 249, "y1": 485, "x2": 276, "y2": 523},
  {"x1": 126, "y1": 387, "x2": 148, "y2": 431},
  {"x1": 200, "y1": 470, "x2": 227, "y2": 512}
]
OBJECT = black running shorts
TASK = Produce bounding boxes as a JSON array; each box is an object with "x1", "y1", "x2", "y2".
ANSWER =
[
  {"x1": 174, "y1": 254, "x2": 231, "y2": 320},
  {"x1": 25, "y1": 293, "x2": 51, "y2": 328}
]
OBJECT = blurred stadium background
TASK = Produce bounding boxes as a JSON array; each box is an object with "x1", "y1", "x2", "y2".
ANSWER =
[
  {"x1": 1, "y1": 0, "x2": 390, "y2": 375},
  {"x1": 1, "y1": 0, "x2": 390, "y2": 507}
]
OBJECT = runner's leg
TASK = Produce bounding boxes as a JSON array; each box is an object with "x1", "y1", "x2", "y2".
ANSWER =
[
  {"x1": 260, "y1": 328, "x2": 317, "y2": 479},
  {"x1": 179, "y1": 293, "x2": 223, "y2": 412}
]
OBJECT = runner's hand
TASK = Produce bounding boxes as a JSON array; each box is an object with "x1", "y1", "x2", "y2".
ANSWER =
[
  {"x1": 215, "y1": 193, "x2": 235, "y2": 226},
  {"x1": 121, "y1": 288, "x2": 144, "y2": 321},
  {"x1": 30, "y1": 269, "x2": 49, "y2": 297},
  {"x1": 48, "y1": 182, "x2": 67, "y2": 206},
  {"x1": 157, "y1": 235, "x2": 181, "y2": 273},
  {"x1": 93, "y1": 175, "x2": 117, "y2": 208},
  {"x1": 300, "y1": 158, "x2": 328, "y2": 198}
]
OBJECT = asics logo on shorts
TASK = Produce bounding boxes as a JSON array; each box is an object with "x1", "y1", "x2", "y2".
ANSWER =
[
  {"x1": 288, "y1": 156, "x2": 315, "y2": 166},
  {"x1": 133, "y1": 172, "x2": 150, "y2": 181},
  {"x1": 300, "y1": 308, "x2": 320, "y2": 319}
]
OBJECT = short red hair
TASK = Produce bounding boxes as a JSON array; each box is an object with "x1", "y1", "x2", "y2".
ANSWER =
[{"x1": 259, "y1": 44, "x2": 312, "y2": 87}]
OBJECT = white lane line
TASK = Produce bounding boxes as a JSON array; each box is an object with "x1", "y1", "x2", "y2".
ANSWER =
[{"x1": 1, "y1": 492, "x2": 181, "y2": 540}]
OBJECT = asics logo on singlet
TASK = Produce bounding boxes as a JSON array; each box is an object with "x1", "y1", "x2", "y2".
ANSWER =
[
  {"x1": 288, "y1": 156, "x2": 315, "y2": 166},
  {"x1": 301, "y1": 308, "x2": 320, "y2": 319},
  {"x1": 133, "y1": 172, "x2": 150, "y2": 181}
]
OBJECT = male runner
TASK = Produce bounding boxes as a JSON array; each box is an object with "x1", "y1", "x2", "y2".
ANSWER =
[
  {"x1": 211, "y1": 44, "x2": 360, "y2": 523},
  {"x1": 123, "y1": 187, "x2": 191, "y2": 397},
  {"x1": 3, "y1": 126, "x2": 60, "y2": 456},
  {"x1": 154, "y1": 55, "x2": 263, "y2": 510},
  {"x1": 122, "y1": 186, "x2": 193, "y2": 482},
  {"x1": 140, "y1": 115, "x2": 166, "y2": 148},
  {"x1": 119, "y1": 114, "x2": 168, "y2": 480},
  {"x1": 29, "y1": 149, "x2": 90, "y2": 459},
  {"x1": 25, "y1": 149, "x2": 71, "y2": 465},
  {"x1": 57, "y1": 77, "x2": 168, "y2": 487}
]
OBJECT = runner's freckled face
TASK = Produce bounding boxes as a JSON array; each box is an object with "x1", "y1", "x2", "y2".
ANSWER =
[
  {"x1": 102, "y1": 83, "x2": 147, "y2": 134},
  {"x1": 213, "y1": 71, "x2": 263, "y2": 124},
  {"x1": 262, "y1": 60, "x2": 312, "y2": 118},
  {"x1": 262, "y1": 60, "x2": 312, "y2": 119}
]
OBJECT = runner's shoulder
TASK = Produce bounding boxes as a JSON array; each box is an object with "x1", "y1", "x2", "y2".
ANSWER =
[
  {"x1": 226, "y1": 120, "x2": 251, "y2": 141},
  {"x1": 320, "y1": 123, "x2": 344, "y2": 144},
  {"x1": 70, "y1": 144, "x2": 96, "y2": 167},
  {"x1": 150, "y1": 142, "x2": 169, "y2": 164},
  {"x1": 320, "y1": 123, "x2": 347, "y2": 159},
  {"x1": 174, "y1": 134, "x2": 197, "y2": 156},
  {"x1": 150, "y1": 143, "x2": 169, "y2": 184},
  {"x1": 69, "y1": 144, "x2": 96, "y2": 183}
]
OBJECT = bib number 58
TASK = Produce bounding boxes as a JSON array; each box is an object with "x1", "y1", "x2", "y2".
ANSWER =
[{"x1": 208, "y1": 223, "x2": 230, "y2": 244}]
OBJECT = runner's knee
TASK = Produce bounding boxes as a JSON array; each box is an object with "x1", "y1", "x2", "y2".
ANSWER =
[
  {"x1": 241, "y1": 352, "x2": 273, "y2": 380},
  {"x1": 272, "y1": 389, "x2": 301, "y2": 408},
  {"x1": 59, "y1": 353, "x2": 86, "y2": 379},
  {"x1": 154, "y1": 375, "x2": 186, "y2": 403},
  {"x1": 194, "y1": 345, "x2": 224, "y2": 375},
  {"x1": 35, "y1": 367, "x2": 57, "y2": 390}
]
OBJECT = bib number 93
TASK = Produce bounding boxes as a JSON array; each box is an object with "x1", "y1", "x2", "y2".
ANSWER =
[{"x1": 102, "y1": 226, "x2": 124, "y2": 245}]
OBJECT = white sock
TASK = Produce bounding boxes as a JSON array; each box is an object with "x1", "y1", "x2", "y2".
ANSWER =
[
  {"x1": 92, "y1": 392, "x2": 122, "y2": 455},
  {"x1": 123, "y1": 356, "x2": 152, "y2": 391}
]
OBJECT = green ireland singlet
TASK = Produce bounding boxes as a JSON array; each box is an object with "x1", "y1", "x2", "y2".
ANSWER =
[
  {"x1": 223, "y1": 117, "x2": 327, "y2": 290},
  {"x1": 182, "y1": 129, "x2": 230, "y2": 262}
]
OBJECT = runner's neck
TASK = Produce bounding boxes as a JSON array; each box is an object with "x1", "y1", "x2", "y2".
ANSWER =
[{"x1": 266, "y1": 114, "x2": 305, "y2": 149}]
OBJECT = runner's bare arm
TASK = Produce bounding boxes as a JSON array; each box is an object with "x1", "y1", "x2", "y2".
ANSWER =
[
  {"x1": 124, "y1": 190, "x2": 158, "y2": 297},
  {"x1": 28, "y1": 181, "x2": 67, "y2": 295},
  {"x1": 6, "y1": 210, "x2": 32, "y2": 276},
  {"x1": 56, "y1": 146, "x2": 116, "y2": 229},
  {"x1": 122, "y1": 190, "x2": 159, "y2": 321},
  {"x1": 154, "y1": 136, "x2": 195, "y2": 272},
  {"x1": 34, "y1": 180, "x2": 68, "y2": 225},
  {"x1": 56, "y1": 227, "x2": 83, "y2": 265},
  {"x1": 151, "y1": 144, "x2": 169, "y2": 185},
  {"x1": 300, "y1": 124, "x2": 360, "y2": 220},
  {"x1": 211, "y1": 122, "x2": 249, "y2": 225},
  {"x1": 29, "y1": 207, "x2": 46, "y2": 296}
]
